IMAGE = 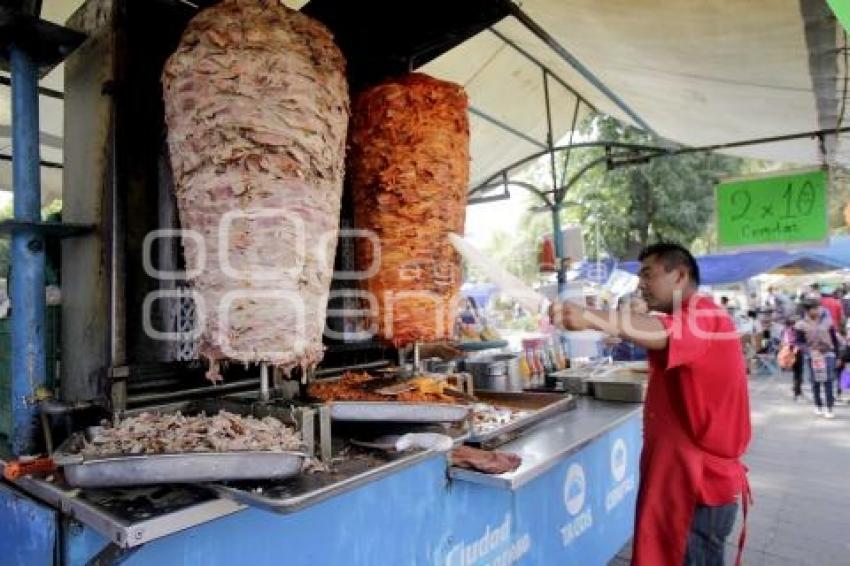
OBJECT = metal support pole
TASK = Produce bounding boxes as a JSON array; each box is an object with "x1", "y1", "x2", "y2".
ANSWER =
[
  {"x1": 559, "y1": 100, "x2": 582, "y2": 187},
  {"x1": 413, "y1": 342, "x2": 421, "y2": 375},
  {"x1": 542, "y1": 70, "x2": 567, "y2": 295},
  {"x1": 10, "y1": 46, "x2": 46, "y2": 456},
  {"x1": 542, "y1": 70, "x2": 558, "y2": 196},
  {"x1": 551, "y1": 205, "x2": 566, "y2": 295}
]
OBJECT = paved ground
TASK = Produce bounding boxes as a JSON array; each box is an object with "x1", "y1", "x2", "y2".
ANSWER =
[{"x1": 610, "y1": 368, "x2": 850, "y2": 565}]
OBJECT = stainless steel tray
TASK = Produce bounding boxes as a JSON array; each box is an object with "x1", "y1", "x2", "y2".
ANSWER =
[
  {"x1": 54, "y1": 429, "x2": 306, "y2": 488},
  {"x1": 467, "y1": 391, "x2": 576, "y2": 445},
  {"x1": 549, "y1": 369, "x2": 594, "y2": 395},
  {"x1": 328, "y1": 401, "x2": 470, "y2": 423},
  {"x1": 586, "y1": 375, "x2": 647, "y2": 403}
]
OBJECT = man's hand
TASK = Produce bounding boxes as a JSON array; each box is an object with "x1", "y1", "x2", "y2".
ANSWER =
[
  {"x1": 550, "y1": 301, "x2": 669, "y2": 350},
  {"x1": 549, "y1": 301, "x2": 592, "y2": 331}
]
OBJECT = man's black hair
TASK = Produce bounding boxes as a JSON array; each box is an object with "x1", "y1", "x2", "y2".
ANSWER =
[{"x1": 638, "y1": 241, "x2": 701, "y2": 286}]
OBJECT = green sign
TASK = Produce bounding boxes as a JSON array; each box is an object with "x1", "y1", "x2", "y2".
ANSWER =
[
  {"x1": 827, "y1": 0, "x2": 850, "y2": 33},
  {"x1": 715, "y1": 168, "x2": 828, "y2": 249}
]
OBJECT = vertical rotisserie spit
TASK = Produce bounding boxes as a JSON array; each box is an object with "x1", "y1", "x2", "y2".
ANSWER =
[
  {"x1": 162, "y1": 0, "x2": 349, "y2": 380},
  {"x1": 348, "y1": 73, "x2": 470, "y2": 346}
]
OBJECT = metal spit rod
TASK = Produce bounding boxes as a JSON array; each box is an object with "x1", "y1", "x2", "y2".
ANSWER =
[
  {"x1": 397, "y1": 342, "x2": 421, "y2": 376},
  {"x1": 413, "y1": 342, "x2": 421, "y2": 374},
  {"x1": 260, "y1": 363, "x2": 270, "y2": 401}
]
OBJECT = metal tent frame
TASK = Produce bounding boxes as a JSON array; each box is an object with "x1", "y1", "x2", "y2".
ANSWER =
[{"x1": 450, "y1": 2, "x2": 850, "y2": 295}]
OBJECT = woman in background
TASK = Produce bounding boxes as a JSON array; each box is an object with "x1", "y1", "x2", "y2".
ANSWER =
[
  {"x1": 795, "y1": 301, "x2": 840, "y2": 418},
  {"x1": 779, "y1": 317, "x2": 803, "y2": 401}
]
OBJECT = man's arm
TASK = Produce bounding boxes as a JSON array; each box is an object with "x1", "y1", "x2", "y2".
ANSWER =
[{"x1": 551, "y1": 302, "x2": 669, "y2": 351}]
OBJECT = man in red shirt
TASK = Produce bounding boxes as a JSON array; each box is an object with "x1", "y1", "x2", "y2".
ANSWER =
[
  {"x1": 820, "y1": 288, "x2": 844, "y2": 330},
  {"x1": 552, "y1": 242, "x2": 751, "y2": 566}
]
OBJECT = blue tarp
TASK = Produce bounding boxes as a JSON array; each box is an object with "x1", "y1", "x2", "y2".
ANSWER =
[
  {"x1": 616, "y1": 236, "x2": 850, "y2": 285},
  {"x1": 797, "y1": 235, "x2": 850, "y2": 268}
]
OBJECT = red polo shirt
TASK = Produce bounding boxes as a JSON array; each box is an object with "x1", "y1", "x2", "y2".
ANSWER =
[
  {"x1": 651, "y1": 294, "x2": 752, "y2": 504},
  {"x1": 634, "y1": 295, "x2": 752, "y2": 565}
]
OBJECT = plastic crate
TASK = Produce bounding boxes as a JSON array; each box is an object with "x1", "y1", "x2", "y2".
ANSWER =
[{"x1": 0, "y1": 306, "x2": 61, "y2": 439}]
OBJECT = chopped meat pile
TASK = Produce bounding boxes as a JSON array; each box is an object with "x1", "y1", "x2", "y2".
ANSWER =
[
  {"x1": 162, "y1": 0, "x2": 350, "y2": 380},
  {"x1": 471, "y1": 404, "x2": 530, "y2": 435},
  {"x1": 348, "y1": 73, "x2": 470, "y2": 347},
  {"x1": 308, "y1": 372, "x2": 460, "y2": 404},
  {"x1": 81, "y1": 411, "x2": 302, "y2": 456},
  {"x1": 450, "y1": 445, "x2": 522, "y2": 475}
]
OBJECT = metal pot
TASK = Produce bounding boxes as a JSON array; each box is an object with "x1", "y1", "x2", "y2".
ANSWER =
[
  {"x1": 422, "y1": 358, "x2": 456, "y2": 374},
  {"x1": 463, "y1": 354, "x2": 523, "y2": 392}
]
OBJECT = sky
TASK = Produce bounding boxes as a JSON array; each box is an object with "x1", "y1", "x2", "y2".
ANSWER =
[
  {"x1": 464, "y1": 198, "x2": 523, "y2": 248},
  {"x1": 464, "y1": 130, "x2": 585, "y2": 248}
]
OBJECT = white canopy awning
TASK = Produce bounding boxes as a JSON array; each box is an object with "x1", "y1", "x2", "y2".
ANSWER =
[
  {"x1": 422, "y1": 0, "x2": 846, "y2": 191},
  {"x1": 1, "y1": 0, "x2": 845, "y2": 202}
]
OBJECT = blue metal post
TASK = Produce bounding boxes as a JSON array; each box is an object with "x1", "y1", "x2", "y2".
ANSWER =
[
  {"x1": 551, "y1": 205, "x2": 566, "y2": 295},
  {"x1": 10, "y1": 46, "x2": 46, "y2": 456}
]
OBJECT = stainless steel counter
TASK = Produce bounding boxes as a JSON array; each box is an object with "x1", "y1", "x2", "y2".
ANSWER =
[
  {"x1": 211, "y1": 448, "x2": 439, "y2": 514},
  {"x1": 2, "y1": 473, "x2": 246, "y2": 547},
  {"x1": 1, "y1": 398, "x2": 639, "y2": 548},
  {"x1": 449, "y1": 397, "x2": 642, "y2": 490},
  {"x1": 1, "y1": 448, "x2": 441, "y2": 548}
]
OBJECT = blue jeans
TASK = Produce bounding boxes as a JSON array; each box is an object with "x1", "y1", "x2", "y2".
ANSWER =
[
  {"x1": 684, "y1": 502, "x2": 738, "y2": 566},
  {"x1": 805, "y1": 353, "x2": 836, "y2": 410}
]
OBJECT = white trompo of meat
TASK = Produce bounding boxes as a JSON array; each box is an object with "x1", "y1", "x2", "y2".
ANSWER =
[{"x1": 162, "y1": 0, "x2": 349, "y2": 380}]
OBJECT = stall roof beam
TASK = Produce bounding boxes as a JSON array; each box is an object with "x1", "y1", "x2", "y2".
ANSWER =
[
  {"x1": 609, "y1": 126, "x2": 850, "y2": 168},
  {"x1": 469, "y1": 127, "x2": 850, "y2": 211},
  {"x1": 468, "y1": 140, "x2": 668, "y2": 197},
  {"x1": 0, "y1": 7, "x2": 85, "y2": 78},
  {"x1": 487, "y1": 27, "x2": 595, "y2": 113},
  {"x1": 0, "y1": 74, "x2": 63, "y2": 99},
  {"x1": 0, "y1": 153, "x2": 62, "y2": 169},
  {"x1": 302, "y1": 0, "x2": 511, "y2": 88},
  {"x1": 0, "y1": 124, "x2": 62, "y2": 149},
  {"x1": 502, "y1": 0, "x2": 655, "y2": 135},
  {"x1": 469, "y1": 106, "x2": 547, "y2": 150}
]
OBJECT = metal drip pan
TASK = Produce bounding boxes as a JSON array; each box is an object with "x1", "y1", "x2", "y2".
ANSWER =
[{"x1": 54, "y1": 430, "x2": 306, "y2": 488}]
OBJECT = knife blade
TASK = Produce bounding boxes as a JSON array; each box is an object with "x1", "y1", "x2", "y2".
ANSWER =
[{"x1": 448, "y1": 233, "x2": 546, "y2": 314}]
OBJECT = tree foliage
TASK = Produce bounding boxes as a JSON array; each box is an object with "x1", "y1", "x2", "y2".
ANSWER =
[
  {"x1": 481, "y1": 204, "x2": 552, "y2": 284},
  {"x1": 560, "y1": 114, "x2": 748, "y2": 259}
]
